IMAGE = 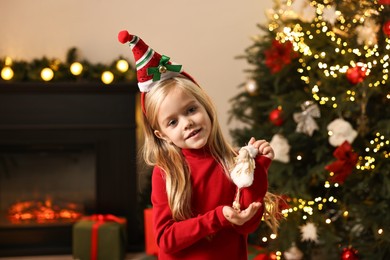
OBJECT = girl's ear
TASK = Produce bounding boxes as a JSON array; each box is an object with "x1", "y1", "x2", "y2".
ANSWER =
[{"x1": 154, "y1": 130, "x2": 171, "y2": 143}]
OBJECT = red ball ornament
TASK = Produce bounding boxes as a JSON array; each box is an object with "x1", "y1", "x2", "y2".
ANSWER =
[
  {"x1": 341, "y1": 247, "x2": 359, "y2": 260},
  {"x1": 346, "y1": 65, "x2": 367, "y2": 85},
  {"x1": 269, "y1": 108, "x2": 283, "y2": 126},
  {"x1": 383, "y1": 20, "x2": 390, "y2": 37}
]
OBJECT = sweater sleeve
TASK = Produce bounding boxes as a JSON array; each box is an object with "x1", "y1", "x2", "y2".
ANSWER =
[
  {"x1": 151, "y1": 167, "x2": 232, "y2": 254},
  {"x1": 233, "y1": 155, "x2": 271, "y2": 234}
]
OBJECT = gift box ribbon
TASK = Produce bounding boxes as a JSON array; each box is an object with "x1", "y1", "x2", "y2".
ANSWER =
[{"x1": 83, "y1": 214, "x2": 126, "y2": 260}]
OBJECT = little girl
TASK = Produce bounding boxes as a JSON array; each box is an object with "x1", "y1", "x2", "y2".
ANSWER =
[{"x1": 118, "y1": 30, "x2": 280, "y2": 260}]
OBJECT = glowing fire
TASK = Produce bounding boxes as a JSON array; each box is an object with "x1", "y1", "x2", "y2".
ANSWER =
[{"x1": 8, "y1": 198, "x2": 83, "y2": 223}]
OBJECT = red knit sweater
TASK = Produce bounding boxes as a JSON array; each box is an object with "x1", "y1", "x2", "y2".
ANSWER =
[{"x1": 151, "y1": 148, "x2": 271, "y2": 260}]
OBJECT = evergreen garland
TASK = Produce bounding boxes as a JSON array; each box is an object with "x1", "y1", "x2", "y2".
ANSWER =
[{"x1": 0, "y1": 47, "x2": 136, "y2": 83}]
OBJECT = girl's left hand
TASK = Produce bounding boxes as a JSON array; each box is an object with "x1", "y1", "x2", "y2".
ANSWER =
[{"x1": 248, "y1": 137, "x2": 275, "y2": 160}]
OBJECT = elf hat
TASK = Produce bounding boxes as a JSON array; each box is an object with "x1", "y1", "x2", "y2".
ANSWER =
[{"x1": 118, "y1": 30, "x2": 197, "y2": 111}]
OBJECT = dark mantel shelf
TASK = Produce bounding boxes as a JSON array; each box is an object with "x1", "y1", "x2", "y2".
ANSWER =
[
  {"x1": 0, "y1": 81, "x2": 139, "y2": 130},
  {"x1": 0, "y1": 81, "x2": 138, "y2": 94}
]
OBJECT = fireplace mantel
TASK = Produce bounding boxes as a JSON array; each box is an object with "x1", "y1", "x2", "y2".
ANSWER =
[
  {"x1": 0, "y1": 82, "x2": 138, "y2": 129},
  {"x1": 0, "y1": 82, "x2": 142, "y2": 256}
]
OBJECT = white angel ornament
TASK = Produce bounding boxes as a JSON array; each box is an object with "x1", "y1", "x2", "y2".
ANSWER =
[{"x1": 230, "y1": 144, "x2": 258, "y2": 211}]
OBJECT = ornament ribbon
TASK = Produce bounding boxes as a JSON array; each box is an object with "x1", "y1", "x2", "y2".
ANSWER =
[
  {"x1": 293, "y1": 102, "x2": 320, "y2": 136},
  {"x1": 264, "y1": 40, "x2": 298, "y2": 74},
  {"x1": 325, "y1": 141, "x2": 358, "y2": 184},
  {"x1": 147, "y1": 55, "x2": 182, "y2": 81},
  {"x1": 83, "y1": 214, "x2": 126, "y2": 260}
]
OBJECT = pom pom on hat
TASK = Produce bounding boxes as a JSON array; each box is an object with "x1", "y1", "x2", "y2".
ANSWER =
[
  {"x1": 118, "y1": 30, "x2": 196, "y2": 93},
  {"x1": 118, "y1": 30, "x2": 132, "y2": 44}
]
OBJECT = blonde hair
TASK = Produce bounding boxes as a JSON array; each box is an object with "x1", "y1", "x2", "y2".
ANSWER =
[
  {"x1": 141, "y1": 76, "x2": 281, "y2": 233},
  {"x1": 141, "y1": 77, "x2": 236, "y2": 221}
]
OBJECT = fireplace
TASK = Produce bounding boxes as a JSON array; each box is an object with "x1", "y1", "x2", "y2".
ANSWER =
[
  {"x1": 2, "y1": 144, "x2": 93, "y2": 221},
  {"x1": 0, "y1": 82, "x2": 143, "y2": 256}
]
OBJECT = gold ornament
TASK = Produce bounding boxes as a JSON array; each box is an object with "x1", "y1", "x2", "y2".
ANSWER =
[
  {"x1": 245, "y1": 79, "x2": 258, "y2": 95},
  {"x1": 158, "y1": 65, "x2": 167, "y2": 74}
]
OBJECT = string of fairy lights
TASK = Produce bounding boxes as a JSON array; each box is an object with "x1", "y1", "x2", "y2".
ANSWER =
[
  {"x1": 260, "y1": 169, "x2": 386, "y2": 255},
  {"x1": 358, "y1": 132, "x2": 390, "y2": 170},
  {"x1": 268, "y1": 0, "x2": 389, "y2": 106},
  {"x1": 258, "y1": 128, "x2": 388, "y2": 257},
  {"x1": 255, "y1": 1, "x2": 389, "y2": 251},
  {"x1": 266, "y1": 0, "x2": 390, "y2": 166},
  {"x1": 0, "y1": 53, "x2": 135, "y2": 84}
]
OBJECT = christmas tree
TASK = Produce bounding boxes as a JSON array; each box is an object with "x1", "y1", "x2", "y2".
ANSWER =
[{"x1": 229, "y1": 0, "x2": 390, "y2": 259}]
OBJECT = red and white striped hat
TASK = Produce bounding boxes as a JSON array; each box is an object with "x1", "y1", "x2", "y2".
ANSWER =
[{"x1": 118, "y1": 30, "x2": 196, "y2": 93}]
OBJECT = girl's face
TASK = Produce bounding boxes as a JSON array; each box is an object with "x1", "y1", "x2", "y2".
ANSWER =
[{"x1": 154, "y1": 87, "x2": 212, "y2": 150}]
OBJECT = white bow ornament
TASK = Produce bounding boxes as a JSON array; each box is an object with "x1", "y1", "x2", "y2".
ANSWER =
[{"x1": 293, "y1": 101, "x2": 320, "y2": 136}]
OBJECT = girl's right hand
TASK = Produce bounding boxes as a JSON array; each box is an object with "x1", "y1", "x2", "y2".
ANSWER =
[
  {"x1": 248, "y1": 137, "x2": 275, "y2": 160},
  {"x1": 222, "y1": 202, "x2": 261, "y2": 226}
]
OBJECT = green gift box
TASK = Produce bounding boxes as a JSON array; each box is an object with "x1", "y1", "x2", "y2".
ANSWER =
[{"x1": 73, "y1": 215, "x2": 127, "y2": 260}]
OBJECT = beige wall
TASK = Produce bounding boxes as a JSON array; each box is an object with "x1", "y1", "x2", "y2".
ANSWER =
[{"x1": 1, "y1": 0, "x2": 272, "y2": 143}]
